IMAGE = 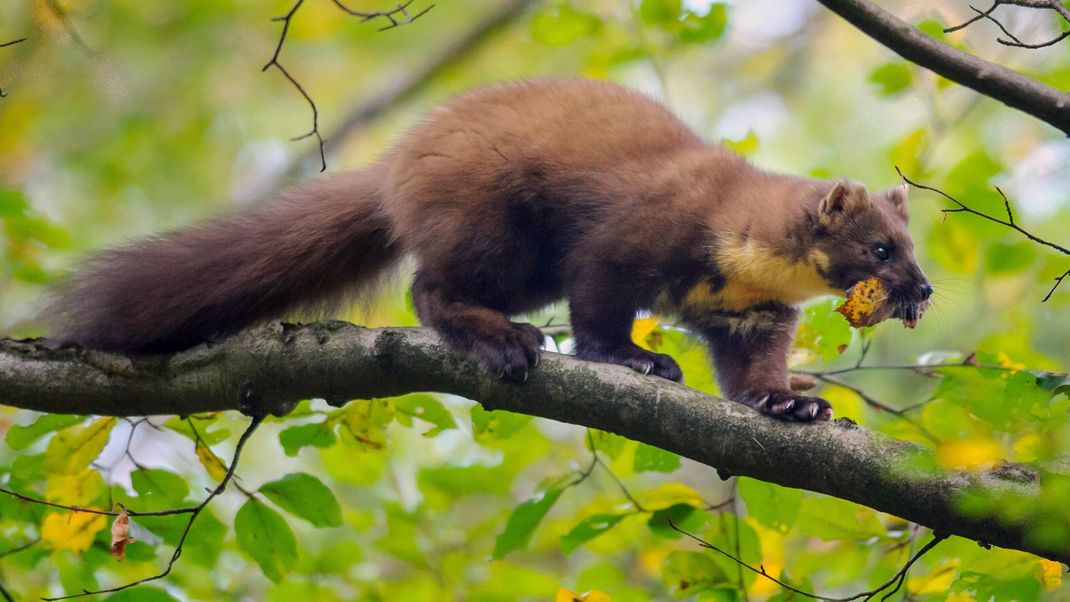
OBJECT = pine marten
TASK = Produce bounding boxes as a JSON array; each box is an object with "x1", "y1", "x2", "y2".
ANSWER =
[{"x1": 46, "y1": 79, "x2": 932, "y2": 422}]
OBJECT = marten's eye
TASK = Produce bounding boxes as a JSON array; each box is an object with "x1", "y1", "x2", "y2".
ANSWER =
[{"x1": 873, "y1": 245, "x2": 892, "y2": 262}]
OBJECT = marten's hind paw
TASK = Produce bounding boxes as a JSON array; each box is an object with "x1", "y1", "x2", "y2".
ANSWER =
[
  {"x1": 750, "y1": 390, "x2": 833, "y2": 422},
  {"x1": 471, "y1": 322, "x2": 544, "y2": 382},
  {"x1": 576, "y1": 344, "x2": 683, "y2": 382}
]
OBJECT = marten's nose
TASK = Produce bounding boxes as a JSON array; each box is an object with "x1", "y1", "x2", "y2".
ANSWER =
[{"x1": 918, "y1": 283, "x2": 934, "y2": 300}]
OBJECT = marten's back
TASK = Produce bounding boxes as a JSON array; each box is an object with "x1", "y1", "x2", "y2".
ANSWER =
[
  {"x1": 389, "y1": 79, "x2": 704, "y2": 177},
  {"x1": 381, "y1": 79, "x2": 717, "y2": 256}
]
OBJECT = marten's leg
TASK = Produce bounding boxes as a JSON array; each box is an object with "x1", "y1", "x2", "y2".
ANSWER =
[
  {"x1": 698, "y1": 305, "x2": 833, "y2": 422},
  {"x1": 567, "y1": 270, "x2": 682, "y2": 382},
  {"x1": 411, "y1": 272, "x2": 544, "y2": 380}
]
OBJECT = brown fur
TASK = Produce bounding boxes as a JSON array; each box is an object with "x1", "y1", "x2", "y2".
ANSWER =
[{"x1": 47, "y1": 79, "x2": 930, "y2": 421}]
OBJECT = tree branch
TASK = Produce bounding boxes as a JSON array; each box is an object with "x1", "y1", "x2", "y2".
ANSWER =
[
  {"x1": 1, "y1": 322, "x2": 1066, "y2": 564},
  {"x1": 814, "y1": 0, "x2": 1070, "y2": 135}
]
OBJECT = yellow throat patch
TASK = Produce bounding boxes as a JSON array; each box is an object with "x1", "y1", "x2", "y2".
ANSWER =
[{"x1": 681, "y1": 238, "x2": 838, "y2": 313}]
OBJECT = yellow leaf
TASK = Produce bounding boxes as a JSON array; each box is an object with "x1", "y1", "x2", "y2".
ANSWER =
[
  {"x1": 556, "y1": 588, "x2": 611, "y2": 602},
  {"x1": 821, "y1": 385, "x2": 865, "y2": 424},
  {"x1": 937, "y1": 438, "x2": 1005, "y2": 471},
  {"x1": 195, "y1": 440, "x2": 228, "y2": 482},
  {"x1": 41, "y1": 511, "x2": 107, "y2": 553},
  {"x1": 46, "y1": 468, "x2": 104, "y2": 506},
  {"x1": 906, "y1": 559, "x2": 958, "y2": 594},
  {"x1": 637, "y1": 542, "x2": 673, "y2": 577},
  {"x1": 639, "y1": 483, "x2": 703, "y2": 511},
  {"x1": 836, "y1": 277, "x2": 889, "y2": 328},
  {"x1": 631, "y1": 316, "x2": 661, "y2": 350},
  {"x1": 748, "y1": 522, "x2": 786, "y2": 597},
  {"x1": 44, "y1": 417, "x2": 115, "y2": 475},
  {"x1": 1040, "y1": 559, "x2": 1063, "y2": 591},
  {"x1": 995, "y1": 352, "x2": 1025, "y2": 371}
]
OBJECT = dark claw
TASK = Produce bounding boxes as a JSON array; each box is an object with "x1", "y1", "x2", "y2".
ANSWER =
[
  {"x1": 745, "y1": 390, "x2": 833, "y2": 422},
  {"x1": 576, "y1": 343, "x2": 683, "y2": 382},
  {"x1": 471, "y1": 322, "x2": 545, "y2": 382}
]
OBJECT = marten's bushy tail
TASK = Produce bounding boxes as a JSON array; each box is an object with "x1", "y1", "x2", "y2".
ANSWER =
[{"x1": 47, "y1": 169, "x2": 401, "y2": 353}]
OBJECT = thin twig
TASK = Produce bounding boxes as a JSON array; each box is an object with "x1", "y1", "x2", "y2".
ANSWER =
[
  {"x1": 263, "y1": 0, "x2": 432, "y2": 172},
  {"x1": 945, "y1": 0, "x2": 1070, "y2": 48},
  {"x1": 1044, "y1": 269, "x2": 1070, "y2": 302},
  {"x1": 41, "y1": 415, "x2": 265, "y2": 601},
  {"x1": 0, "y1": 37, "x2": 26, "y2": 98},
  {"x1": 264, "y1": 0, "x2": 534, "y2": 190},
  {"x1": 897, "y1": 166, "x2": 1069, "y2": 301},
  {"x1": 669, "y1": 519, "x2": 946, "y2": 601},
  {"x1": 0, "y1": 539, "x2": 39, "y2": 559},
  {"x1": 811, "y1": 374, "x2": 940, "y2": 443}
]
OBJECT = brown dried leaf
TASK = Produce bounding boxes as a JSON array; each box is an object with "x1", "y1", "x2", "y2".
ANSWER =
[
  {"x1": 110, "y1": 508, "x2": 134, "y2": 562},
  {"x1": 789, "y1": 373, "x2": 817, "y2": 392}
]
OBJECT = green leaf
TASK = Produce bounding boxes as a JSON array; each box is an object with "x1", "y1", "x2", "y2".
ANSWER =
[
  {"x1": 662, "y1": 550, "x2": 729, "y2": 598},
  {"x1": 951, "y1": 571, "x2": 1042, "y2": 601},
  {"x1": 135, "y1": 509, "x2": 226, "y2": 569},
  {"x1": 633, "y1": 442, "x2": 682, "y2": 473},
  {"x1": 1034, "y1": 370, "x2": 1070, "y2": 395},
  {"x1": 932, "y1": 367, "x2": 1011, "y2": 428},
  {"x1": 680, "y1": 4, "x2": 728, "y2": 44},
  {"x1": 560, "y1": 513, "x2": 625, "y2": 554},
  {"x1": 796, "y1": 298, "x2": 852, "y2": 362},
  {"x1": 529, "y1": 3, "x2": 602, "y2": 46},
  {"x1": 738, "y1": 478, "x2": 803, "y2": 533},
  {"x1": 333, "y1": 399, "x2": 395, "y2": 450},
  {"x1": 641, "y1": 483, "x2": 703, "y2": 511},
  {"x1": 104, "y1": 586, "x2": 181, "y2": 601},
  {"x1": 915, "y1": 17, "x2": 948, "y2": 41},
  {"x1": 471, "y1": 405, "x2": 531, "y2": 441},
  {"x1": 868, "y1": 62, "x2": 914, "y2": 96},
  {"x1": 796, "y1": 496, "x2": 886, "y2": 540},
  {"x1": 235, "y1": 499, "x2": 297, "y2": 582},
  {"x1": 162, "y1": 415, "x2": 231, "y2": 445},
  {"x1": 639, "y1": 0, "x2": 682, "y2": 25},
  {"x1": 278, "y1": 422, "x2": 337, "y2": 456},
  {"x1": 648, "y1": 503, "x2": 704, "y2": 538},
  {"x1": 259, "y1": 472, "x2": 342, "y2": 528},
  {"x1": 722, "y1": 129, "x2": 758, "y2": 157},
  {"x1": 393, "y1": 394, "x2": 457, "y2": 436},
  {"x1": 5, "y1": 414, "x2": 85, "y2": 450},
  {"x1": 1003, "y1": 371, "x2": 1053, "y2": 422},
  {"x1": 43, "y1": 417, "x2": 115, "y2": 475},
  {"x1": 130, "y1": 468, "x2": 189, "y2": 511},
  {"x1": 492, "y1": 488, "x2": 563, "y2": 559}
]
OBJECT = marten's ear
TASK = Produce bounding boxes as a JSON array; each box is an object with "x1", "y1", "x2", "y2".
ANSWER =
[
  {"x1": 882, "y1": 183, "x2": 909, "y2": 223},
  {"x1": 818, "y1": 180, "x2": 869, "y2": 227}
]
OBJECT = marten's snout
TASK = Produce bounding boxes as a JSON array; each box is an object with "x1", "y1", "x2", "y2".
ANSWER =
[{"x1": 918, "y1": 283, "x2": 934, "y2": 301}]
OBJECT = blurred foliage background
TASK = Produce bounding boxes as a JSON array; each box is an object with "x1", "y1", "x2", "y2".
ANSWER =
[{"x1": 1, "y1": 0, "x2": 1069, "y2": 600}]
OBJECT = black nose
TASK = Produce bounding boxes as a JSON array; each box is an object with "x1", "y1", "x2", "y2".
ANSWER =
[{"x1": 918, "y1": 283, "x2": 934, "y2": 300}]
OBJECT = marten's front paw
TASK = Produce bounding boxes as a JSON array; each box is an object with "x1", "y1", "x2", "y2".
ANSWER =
[
  {"x1": 748, "y1": 390, "x2": 833, "y2": 422},
  {"x1": 576, "y1": 344, "x2": 683, "y2": 382},
  {"x1": 471, "y1": 322, "x2": 544, "y2": 382}
]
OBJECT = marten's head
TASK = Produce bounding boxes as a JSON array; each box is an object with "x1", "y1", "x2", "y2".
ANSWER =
[{"x1": 812, "y1": 180, "x2": 931, "y2": 326}]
